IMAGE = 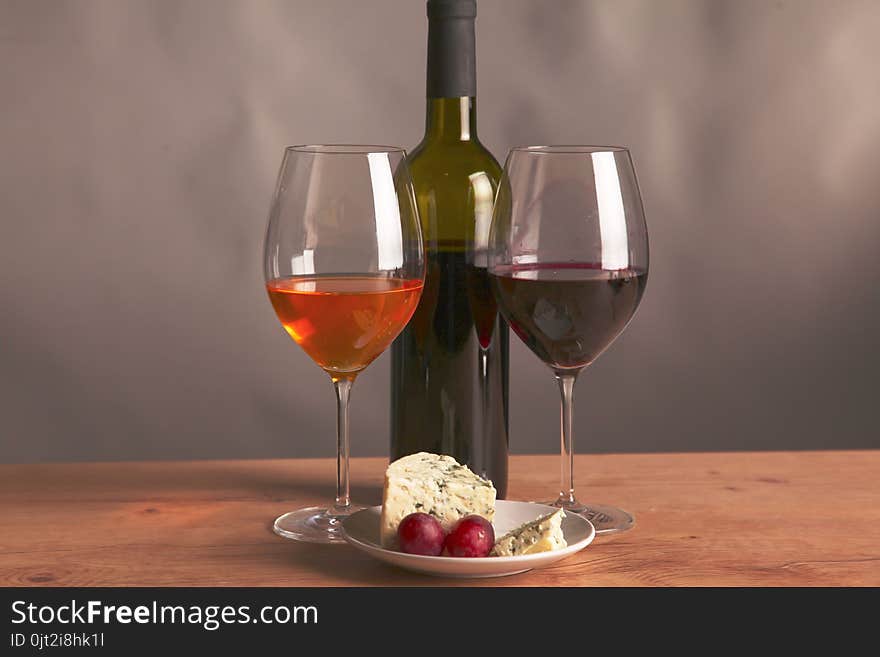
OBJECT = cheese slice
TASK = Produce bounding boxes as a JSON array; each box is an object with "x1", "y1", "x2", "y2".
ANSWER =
[
  {"x1": 380, "y1": 452, "x2": 496, "y2": 548},
  {"x1": 491, "y1": 509, "x2": 567, "y2": 556}
]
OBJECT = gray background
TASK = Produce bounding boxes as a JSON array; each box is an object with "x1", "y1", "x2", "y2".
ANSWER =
[{"x1": 2, "y1": 0, "x2": 878, "y2": 464}]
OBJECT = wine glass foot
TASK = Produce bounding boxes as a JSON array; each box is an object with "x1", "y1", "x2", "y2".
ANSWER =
[
  {"x1": 273, "y1": 505, "x2": 364, "y2": 543},
  {"x1": 549, "y1": 500, "x2": 634, "y2": 535}
]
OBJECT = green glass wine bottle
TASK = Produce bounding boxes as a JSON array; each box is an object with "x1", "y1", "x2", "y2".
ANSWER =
[{"x1": 390, "y1": 0, "x2": 509, "y2": 497}]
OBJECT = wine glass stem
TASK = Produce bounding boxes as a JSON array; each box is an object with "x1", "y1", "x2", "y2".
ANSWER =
[
  {"x1": 555, "y1": 372, "x2": 578, "y2": 506},
  {"x1": 477, "y1": 347, "x2": 490, "y2": 480},
  {"x1": 332, "y1": 377, "x2": 353, "y2": 514}
]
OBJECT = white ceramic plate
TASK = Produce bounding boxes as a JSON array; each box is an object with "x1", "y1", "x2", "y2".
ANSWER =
[{"x1": 341, "y1": 500, "x2": 595, "y2": 578}]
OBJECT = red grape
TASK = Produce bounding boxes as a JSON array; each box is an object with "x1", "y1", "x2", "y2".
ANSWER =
[
  {"x1": 397, "y1": 513, "x2": 446, "y2": 556},
  {"x1": 443, "y1": 515, "x2": 495, "y2": 557}
]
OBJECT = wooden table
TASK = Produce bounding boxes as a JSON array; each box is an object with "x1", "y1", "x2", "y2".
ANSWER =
[{"x1": 0, "y1": 452, "x2": 877, "y2": 586}]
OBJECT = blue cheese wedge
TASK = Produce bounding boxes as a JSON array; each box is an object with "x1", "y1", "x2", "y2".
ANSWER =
[
  {"x1": 490, "y1": 509, "x2": 567, "y2": 556},
  {"x1": 380, "y1": 452, "x2": 496, "y2": 548}
]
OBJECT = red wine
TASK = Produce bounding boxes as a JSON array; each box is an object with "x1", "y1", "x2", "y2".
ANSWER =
[
  {"x1": 490, "y1": 263, "x2": 647, "y2": 371},
  {"x1": 466, "y1": 261, "x2": 498, "y2": 350}
]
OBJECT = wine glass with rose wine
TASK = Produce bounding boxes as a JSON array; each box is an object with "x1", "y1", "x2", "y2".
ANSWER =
[
  {"x1": 488, "y1": 146, "x2": 648, "y2": 534},
  {"x1": 263, "y1": 145, "x2": 424, "y2": 543}
]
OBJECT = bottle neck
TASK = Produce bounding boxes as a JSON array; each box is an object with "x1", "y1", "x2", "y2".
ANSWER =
[
  {"x1": 425, "y1": 97, "x2": 478, "y2": 142},
  {"x1": 424, "y1": 1, "x2": 477, "y2": 142}
]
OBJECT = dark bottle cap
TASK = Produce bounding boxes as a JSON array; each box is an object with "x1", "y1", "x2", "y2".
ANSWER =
[
  {"x1": 426, "y1": 0, "x2": 476, "y2": 97},
  {"x1": 427, "y1": 0, "x2": 477, "y2": 19}
]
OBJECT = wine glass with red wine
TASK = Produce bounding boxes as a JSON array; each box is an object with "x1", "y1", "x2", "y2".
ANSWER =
[
  {"x1": 263, "y1": 145, "x2": 425, "y2": 543},
  {"x1": 488, "y1": 146, "x2": 648, "y2": 534}
]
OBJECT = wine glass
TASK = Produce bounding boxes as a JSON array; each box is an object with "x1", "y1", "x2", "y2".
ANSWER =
[
  {"x1": 263, "y1": 145, "x2": 425, "y2": 543},
  {"x1": 488, "y1": 146, "x2": 648, "y2": 534}
]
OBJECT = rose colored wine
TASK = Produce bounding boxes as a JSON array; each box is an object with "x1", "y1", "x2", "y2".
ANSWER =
[
  {"x1": 490, "y1": 263, "x2": 647, "y2": 371},
  {"x1": 266, "y1": 276, "x2": 423, "y2": 377}
]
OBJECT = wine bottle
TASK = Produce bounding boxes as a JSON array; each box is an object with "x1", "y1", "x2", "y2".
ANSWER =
[{"x1": 390, "y1": 0, "x2": 509, "y2": 497}]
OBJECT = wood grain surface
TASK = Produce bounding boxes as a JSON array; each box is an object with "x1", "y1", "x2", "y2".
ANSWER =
[{"x1": 1, "y1": 452, "x2": 877, "y2": 586}]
